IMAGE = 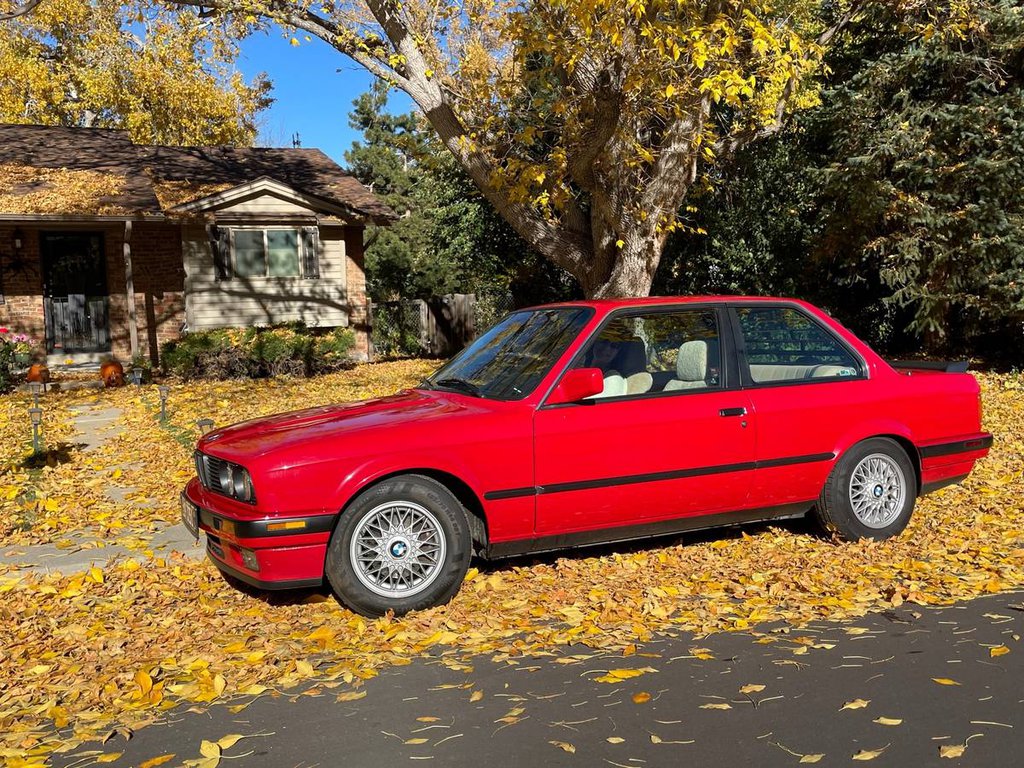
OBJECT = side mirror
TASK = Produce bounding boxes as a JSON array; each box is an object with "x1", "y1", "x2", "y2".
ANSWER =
[{"x1": 546, "y1": 367, "x2": 604, "y2": 405}]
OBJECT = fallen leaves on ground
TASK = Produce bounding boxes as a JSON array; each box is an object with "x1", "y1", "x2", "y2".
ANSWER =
[
  {"x1": 852, "y1": 744, "x2": 889, "y2": 761},
  {"x1": 0, "y1": 368, "x2": 1022, "y2": 764},
  {"x1": 939, "y1": 733, "x2": 984, "y2": 759},
  {"x1": 841, "y1": 698, "x2": 871, "y2": 711},
  {"x1": 0, "y1": 360, "x2": 436, "y2": 546}
]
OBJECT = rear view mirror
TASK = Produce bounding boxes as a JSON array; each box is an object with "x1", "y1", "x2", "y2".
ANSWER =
[{"x1": 547, "y1": 367, "x2": 604, "y2": 405}]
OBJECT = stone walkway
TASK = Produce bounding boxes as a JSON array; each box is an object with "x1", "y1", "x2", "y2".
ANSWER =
[{"x1": 0, "y1": 402, "x2": 204, "y2": 576}]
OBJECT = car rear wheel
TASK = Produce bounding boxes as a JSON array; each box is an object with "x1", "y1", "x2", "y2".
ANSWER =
[
  {"x1": 815, "y1": 437, "x2": 917, "y2": 541},
  {"x1": 325, "y1": 475, "x2": 472, "y2": 617}
]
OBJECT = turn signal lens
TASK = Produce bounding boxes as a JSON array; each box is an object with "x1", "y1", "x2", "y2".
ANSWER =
[{"x1": 267, "y1": 521, "x2": 307, "y2": 532}]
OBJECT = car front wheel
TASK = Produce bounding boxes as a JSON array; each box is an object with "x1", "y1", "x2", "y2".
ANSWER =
[
  {"x1": 815, "y1": 437, "x2": 917, "y2": 541},
  {"x1": 325, "y1": 474, "x2": 472, "y2": 617}
]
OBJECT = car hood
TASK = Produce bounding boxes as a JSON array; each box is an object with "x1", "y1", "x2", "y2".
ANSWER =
[{"x1": 197, "y1": 389, "x2": 474, "y2": 465}]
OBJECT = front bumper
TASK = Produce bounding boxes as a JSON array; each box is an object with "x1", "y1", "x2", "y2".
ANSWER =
[{"x1": 181, "y1": 478, "x2": 333, "y2": 589}]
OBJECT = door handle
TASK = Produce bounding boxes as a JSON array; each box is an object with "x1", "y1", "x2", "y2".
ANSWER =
[{"x1": 719, "y1": 407, "x2": 747, "y2": 417}]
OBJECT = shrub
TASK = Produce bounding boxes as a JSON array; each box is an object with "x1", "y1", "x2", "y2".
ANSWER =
[
  {"x1": 161, "y1": 325, "x2": 356, "y2": 381},
  {"x1": 312, "y1": 328, "x2": 356, "y2": 374}
]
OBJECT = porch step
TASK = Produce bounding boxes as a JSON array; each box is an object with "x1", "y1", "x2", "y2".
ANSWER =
[{"x1": 46, "y1": 352, "x2": 107, "y2": 368}]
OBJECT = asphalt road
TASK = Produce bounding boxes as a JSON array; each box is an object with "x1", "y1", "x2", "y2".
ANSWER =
[{"x1": 55, "y1": 591, "x2": 1024, "y2": 768}]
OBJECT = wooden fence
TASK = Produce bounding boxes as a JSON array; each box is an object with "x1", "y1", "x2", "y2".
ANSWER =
[{"x1": 371, "y1": 294, "x2": 477, "y2": 359}]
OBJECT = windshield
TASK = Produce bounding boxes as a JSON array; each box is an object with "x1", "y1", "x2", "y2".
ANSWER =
[{"x1": 426, "y1": 307, "x2": 592, "y2": 400}]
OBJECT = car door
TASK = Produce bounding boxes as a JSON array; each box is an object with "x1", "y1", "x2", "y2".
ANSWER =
[
  {"x1": 730, "y1": 304, "x2": 873, "y2": 507},
  {"x1": 533, "y1": 305, "x2": 756, "y2": 535}
]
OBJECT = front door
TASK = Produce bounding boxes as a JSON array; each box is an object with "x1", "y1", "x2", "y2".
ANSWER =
[
  {"x1": 41, "y1": 232, "x2": 111, "y2": 354},
  {"x1": 533, "y1": 306, "x2": 756, "y2": 535}
]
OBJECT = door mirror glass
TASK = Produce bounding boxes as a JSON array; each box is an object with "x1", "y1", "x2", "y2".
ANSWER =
[{"x1": 547, "y1": 367, "x2": 604, "y2": 405}]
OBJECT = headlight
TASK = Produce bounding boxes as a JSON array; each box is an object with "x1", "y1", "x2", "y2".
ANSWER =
[
  {"x1": 232, "y1": 467, "x2": 254, "y2": 503},
  {"x1": 206, "y1": 455, "x2": 256, "y2": 503},
  {"x1": 217, "y1": 462, "x2": 233, "y2": 495}
]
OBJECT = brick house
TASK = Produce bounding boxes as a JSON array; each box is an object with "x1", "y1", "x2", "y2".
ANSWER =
[{"x1": 0, "y1": 124, "x2": 394, "y2": 365}]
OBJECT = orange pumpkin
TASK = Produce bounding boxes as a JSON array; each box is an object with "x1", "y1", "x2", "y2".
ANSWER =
[
  {"x1": 101, "y1": 360, "x2": 125, "y2": 388},
  {"x1": 26, "y1": 364, "x2": 49, "y2": 384}
]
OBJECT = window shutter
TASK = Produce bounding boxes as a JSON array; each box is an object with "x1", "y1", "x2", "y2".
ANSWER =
[
  {"x1": 302, "y1": 226, "x2": 320, "y2": 279},
  {"x1": 208, "y1": 224, "x2": 232, "y2": 281}
]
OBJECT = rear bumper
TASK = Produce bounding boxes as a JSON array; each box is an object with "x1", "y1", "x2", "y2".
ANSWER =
[
  {"x1": 182, "y1": 479, "x2": 332, "y2": 589},
  {"x1": 917, "y1": 432, "x2": 992, "y2": 495},
  {"x1": 918, "y1": 433, "x2": 993, "y2": 459}
]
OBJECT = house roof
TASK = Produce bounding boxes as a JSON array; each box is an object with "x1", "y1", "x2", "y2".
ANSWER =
[{"x1": 0, "y1": 124, "x2": 395, "y2": 223}]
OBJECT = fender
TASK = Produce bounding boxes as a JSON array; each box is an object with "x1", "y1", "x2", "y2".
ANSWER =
[
  {"x1": 831, "y1": 418, "x2": 916, "y2": 460},
  {"x1": 331, "y1": 450, "x2": 489, "y2": 516}
]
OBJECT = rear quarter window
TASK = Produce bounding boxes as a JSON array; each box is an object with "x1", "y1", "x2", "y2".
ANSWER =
[{"x1": 736, "y1": 307, "x2": 862, "y2": 385}]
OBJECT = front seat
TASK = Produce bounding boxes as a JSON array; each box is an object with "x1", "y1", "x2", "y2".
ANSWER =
[
  {"x1": 617, "y1": 338, "x2": 652, "y2": 395},
  {"x1": 664, "y1": 340, "x2": 708, "y2": 391},
  {"x1": 586, "y1": 373, "x2": 627, "y2": 399}
]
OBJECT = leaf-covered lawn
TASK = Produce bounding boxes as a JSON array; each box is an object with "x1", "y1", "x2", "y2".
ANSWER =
[{"x1": 0, "y1": 365, "x2": 1021, "y2": 765}]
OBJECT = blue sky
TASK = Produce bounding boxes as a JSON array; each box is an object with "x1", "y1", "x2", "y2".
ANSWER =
[{"x1": 236, "y1": 28, "x2": 413, "y2": 166}]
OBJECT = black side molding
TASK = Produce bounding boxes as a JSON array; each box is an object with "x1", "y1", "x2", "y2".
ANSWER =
[
  {"x1": 919, "y1": 435, "x2": 993, "y2": 459},
  {"x1": 484, "y1": 452, "x2": 834, "y2": 501},
  {"x1": 888, "y1": 360, "x2": 970, "y2": 373}
]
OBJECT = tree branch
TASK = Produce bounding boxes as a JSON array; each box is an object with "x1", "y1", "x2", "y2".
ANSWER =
[
  {"x1": 7, "y1": 0, "x2": 591, "y2": 276},
  {"x1": 566, "y1": 73, "x2": 623, "y2": 193},
  {"x1": 0, "y1": 0, "x2": 45, "y2": 21},
  {"x1": 642, "y1": 95, "x2": 711, "y2": 217},
  {"x1": 715, "y1": 0, "x2": 868, "y2": 157},
  {"x1": 153, "y1": 0, "x2": 411, "y2": 87}
]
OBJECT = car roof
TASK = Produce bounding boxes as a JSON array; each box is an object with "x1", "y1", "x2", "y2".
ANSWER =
[{"x1": 523, "y1": 296, "x2": 812, "y2": 311}]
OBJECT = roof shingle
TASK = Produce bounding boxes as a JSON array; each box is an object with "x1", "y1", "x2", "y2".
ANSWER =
[{"x1": 0, "y1": 124, "x2": 394, "y2": 222}]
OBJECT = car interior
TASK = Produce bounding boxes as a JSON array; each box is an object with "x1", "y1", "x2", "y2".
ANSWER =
[{"x1": 578, "y1": 307, "x2": 860, "y2": 400}]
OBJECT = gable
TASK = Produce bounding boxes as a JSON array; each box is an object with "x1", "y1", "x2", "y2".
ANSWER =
[{"x1": 166, "y1": 177, "x2": 361, "y2": 221}]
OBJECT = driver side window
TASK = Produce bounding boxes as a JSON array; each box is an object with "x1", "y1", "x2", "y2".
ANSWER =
[{"x1": 576, "y1": 309, "x2": 722, "y2": 399}]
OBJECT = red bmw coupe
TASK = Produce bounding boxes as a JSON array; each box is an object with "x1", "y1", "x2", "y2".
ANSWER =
[{"x1": 181, "y1": 297, "x2": 992, "y2": 616}]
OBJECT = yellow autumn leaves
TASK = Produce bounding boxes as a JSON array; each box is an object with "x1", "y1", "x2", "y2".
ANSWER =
[
  {"x1": 0, "y1": 0, "x2": 269, "y2": 146},
  {"x1": 0, "y1": 365, "x2": 1021, "y2": 766}
]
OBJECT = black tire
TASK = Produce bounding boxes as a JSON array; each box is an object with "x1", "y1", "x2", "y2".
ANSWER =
[
  {"x1": 815, "y1": 437, "x2": 917, "y2": 541},
  {"x1": 325, "y1": 474, "x2": 472, "y2": 617}
]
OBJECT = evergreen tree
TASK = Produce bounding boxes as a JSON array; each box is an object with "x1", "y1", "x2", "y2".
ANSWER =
[
  {"x1": 345, "y1": 83, "x2": 576, "y2": 306},
  {"x1": 658, "y1": 0, "x2": 1024, "y2": 359}
]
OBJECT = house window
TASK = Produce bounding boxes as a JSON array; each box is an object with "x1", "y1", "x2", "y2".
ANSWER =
[{"x1": 227, "y1": 227, "x2": 318, "y2": 278}]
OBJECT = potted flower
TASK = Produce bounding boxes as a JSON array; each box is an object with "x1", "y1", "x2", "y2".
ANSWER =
[{"x1": 11, "y1": 333, "x2": 35, "y2": 366}]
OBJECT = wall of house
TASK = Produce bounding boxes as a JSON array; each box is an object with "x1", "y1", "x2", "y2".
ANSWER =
[
  {"x1": 343, "y1": 225, "x2": 370, "y2": 360},
  {"x1": 0, "y1": 222, "x2": 184, "y2": 364},
  {"x1": 3, "y1": 215, "x2": 368, "y2": 365},
  {"x1": 0, "y1": 224, "x2": 45, "y2": 348},
  {"x1": 126, "y1": 221, "x2": 186, "y2": 363},
  {"x1": 182, "y1": 220, "x2": 370, "y2": 358}
]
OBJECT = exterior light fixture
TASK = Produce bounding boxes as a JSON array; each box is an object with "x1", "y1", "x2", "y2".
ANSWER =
[
  {"x1": 157, "y1": 384, "x2": 170, "y2": 421},
  {"x1": 28, "y1": 381, "x2": 43, "y2": 406},
  {"x1": 197, "y1": 418, "x2": 215, "y2": 435},
  {"x1": 29, "y1": 406, "x2": 43, "y2": 454},
  {"x1": 12, "y1": 228, "x2": 23, "y2": 252}
]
